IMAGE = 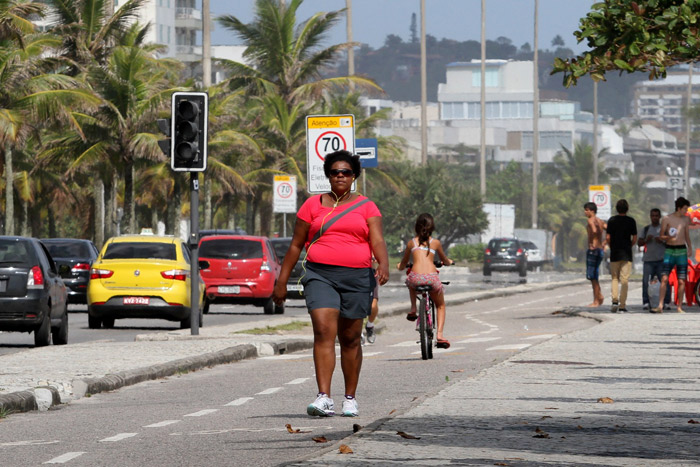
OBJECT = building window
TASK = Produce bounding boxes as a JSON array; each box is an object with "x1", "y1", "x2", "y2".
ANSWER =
[
  {"x1": 472, "y1": 68, "x2": 499, "y2": 87},
  {"x1": 167, "y1": 26, "x2": 171, "y2": 43},
  {"x1": 441, "y1": 101, "x2": 533, "y2": 120}
]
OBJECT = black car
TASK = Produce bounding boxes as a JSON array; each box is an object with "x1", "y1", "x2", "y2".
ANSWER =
[
  {"x1": 269, "y1": 237, "x2": 306, "y2": 299},
  {"x1": 0, "y1": 236, "x2": 68, "y2": 346},
  {"x1": 42, "y1": 238, "x2": 99, "y2": 304},
  {"x1": 483, "y1": 237, "x2": 528, "y2": 277}
]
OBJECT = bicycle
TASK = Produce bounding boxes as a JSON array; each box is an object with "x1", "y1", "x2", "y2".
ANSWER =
[{"x1": 408, "y1": 261, "x2": 450, "y2": 360}]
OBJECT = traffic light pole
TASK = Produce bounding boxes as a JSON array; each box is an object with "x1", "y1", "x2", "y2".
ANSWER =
[{"x1": 190, "y1": 173, "x2": 200, "y2": 335}]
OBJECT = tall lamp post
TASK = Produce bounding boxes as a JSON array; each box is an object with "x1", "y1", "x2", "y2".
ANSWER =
[
  {"x1": 420, "y1": 0, "x2": 427, "y2": 165},
  {"x1": 479, "y1": 0, "x2": 486, "y2": 196},
  {"x1": 531, "y1": 0, "x2": 539, "y2": 228}
]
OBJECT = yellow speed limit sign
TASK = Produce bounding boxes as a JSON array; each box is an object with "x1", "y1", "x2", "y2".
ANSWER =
[{"x1": 306, "y1": 115, "x2": 355, "y2": 193}]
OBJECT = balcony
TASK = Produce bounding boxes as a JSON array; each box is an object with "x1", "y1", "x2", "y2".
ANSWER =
[
  {"x1": 176, "y1": 45, "x2": 202, "y2": 62},
  {"x1": 176, "y1": 8, "x2": 202, "y2": 29}
]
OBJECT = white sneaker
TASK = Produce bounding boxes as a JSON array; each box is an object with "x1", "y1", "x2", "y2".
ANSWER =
[
  {"x1": 307, "y1": 394, "x2": 334, "y2": 417},
  {"x1": 642, "y1": 303, "x2": 650, "y2": 311},
  {"x1": 342, "y1": 397, "x2": 359, "y2": 417}
]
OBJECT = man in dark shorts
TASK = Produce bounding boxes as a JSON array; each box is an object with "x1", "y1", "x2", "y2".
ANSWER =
[
  {"x1": 606, "y1": 199, "x2": 637, "y2": 313},
  {"x1": 584, "y1": 202, "x2": 606, "y2": 306}
]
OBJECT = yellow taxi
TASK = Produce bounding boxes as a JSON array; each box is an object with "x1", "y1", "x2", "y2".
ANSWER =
[{"x1": 87, "y1": 235, "x2": 204, "y2": 329}]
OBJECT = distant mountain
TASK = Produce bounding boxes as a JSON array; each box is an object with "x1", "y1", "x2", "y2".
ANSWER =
[{"x1": 329, "y1": 34, "x2": 644, "y2": 119}]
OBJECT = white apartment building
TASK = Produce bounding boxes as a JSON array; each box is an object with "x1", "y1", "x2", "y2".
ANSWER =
[{"x1": 631, "y1": 67, "x2": 700, "y2": 135}]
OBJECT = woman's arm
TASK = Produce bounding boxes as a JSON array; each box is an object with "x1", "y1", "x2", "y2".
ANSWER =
[
  {"x1": 397, "y1": 239, "x2": 413, "y2": 271},
  {"x1": 273, "y1": 218, "x2": 310, "y2": 305},
  {"x1": 434, "y1": 240, "x2": 453, "y2": 265},
  {"x1": 367, "y1": 216, "x2": 390, "y2": 285}
]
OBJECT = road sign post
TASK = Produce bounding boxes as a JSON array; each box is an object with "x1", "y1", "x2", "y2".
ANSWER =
[
  {"x1": 273, "y1": 175, "x2": 297, "y2": 237},
  {"x1": 306, "y1": 115, "x2": 355, "y2": 193},
  {"x1": 589, "y1": 185, "x2": 611, "y2": 221}
]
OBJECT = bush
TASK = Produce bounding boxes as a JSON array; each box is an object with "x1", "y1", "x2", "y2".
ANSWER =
[{"x1": 449, "y1": 243, "x2": 485, "y2": 263}]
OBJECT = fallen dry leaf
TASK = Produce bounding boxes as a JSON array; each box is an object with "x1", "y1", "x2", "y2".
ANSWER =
[
  {"x1": 689, "y1": 420, "x2": 699, "y2": 424},
  {"x1": 388, "y1": 409, "x2": 396, "y2": 415},
  {"x1": 577, "y1": 425, "x2": 583, "y2": 429},
  {"x1": 597, "y1": 397, "x2": 614, "y2": 404},
  {"x1": 545, "y1": 407, "x2": 558, "y2": 410},
  {"x1": 451, "y1": 369, "x2": 464, "y2": 373},
  {"x1": 353, "y1": 424, "x2": 363, "y2": 433},
  {"x1": 533, "y1": 433, "x2": 550, "y2": 439},
  {"x1": 397, "y1": 431, "x2": 421, "y2": 440},
  {"x1": 339, "y1": 444, "x2": 353, "y2": 454},
  {"x1": 285, "y1": 424, "x2": 310, "y2": 434},
  {"x1": 535, "y1": 427, "x2": 545, "y2": 433},
  {"x1": 411, "y1": 397, "x2": 418, "y2": 402},
  {"x1": 312, "y1": 436, "x2": 328, "y2": 443},
  {"x1": 540, "y1": 416, "x2": 552, "y2": 420},
  {"x1": 504, "y1": 459, "x2": 524, "y2": 461},
  {"x1": 494, "y1": 463, "x2": 510, "y2": 466}
]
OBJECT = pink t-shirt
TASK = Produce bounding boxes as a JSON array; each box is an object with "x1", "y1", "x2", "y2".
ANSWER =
[{"x1": 297, "y1": 194, "x2": 382, "y2": 268}]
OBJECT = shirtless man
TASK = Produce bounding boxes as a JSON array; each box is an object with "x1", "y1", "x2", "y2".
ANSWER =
[
  {"x1": 652, "y1": 197, "x2": 692, "y2": 313},
  {"x1": 584, "y1": 202, "x2": 606, "y2": 306}
]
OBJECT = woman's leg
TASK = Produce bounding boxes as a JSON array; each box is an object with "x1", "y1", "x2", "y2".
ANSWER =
[
  {"x1": 310, "y1": 308, "x2": 339, "y2": 395},
  {"x1": 430, "y1": 288, "x2": 447, "y2": 340},
  {"x1": 337, "y1": 316, "x2": 364, "y2": 397}
]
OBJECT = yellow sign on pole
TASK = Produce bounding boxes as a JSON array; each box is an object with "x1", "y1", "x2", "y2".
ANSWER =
[{"x1": 306, "y1": 115, "x2": 355, "y2": 193}]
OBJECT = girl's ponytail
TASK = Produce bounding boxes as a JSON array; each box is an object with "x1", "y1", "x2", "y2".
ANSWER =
[{"x1": 414, "y1": 213, "x2": 435, "y2": 255}]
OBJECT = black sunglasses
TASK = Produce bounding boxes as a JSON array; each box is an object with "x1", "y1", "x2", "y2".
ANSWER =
[{"x1": 329, "y1": 169, "x2": 353, "y2": 177}]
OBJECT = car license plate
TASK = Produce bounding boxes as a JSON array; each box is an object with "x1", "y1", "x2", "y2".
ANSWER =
[
  {"x1": 218, "y1": 286, "x2": 240, "y2": 294},
  {"x1": 123, "y1": 296, "x2": 149, "y2": 305},
  {"x1": 287, "y1": 284, "x2": 303, "y2": 292}
]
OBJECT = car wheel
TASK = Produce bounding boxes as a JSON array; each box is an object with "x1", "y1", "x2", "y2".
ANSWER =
[
  {"x1": 203, "y1": 298, "x2": 210, "y2": 314},
  {"x1": 102, "y1": 318, "x2": 115, "y2": 329},
  {"x1": 483, "y1": 266, "x2": 491, "y2": 276},
  {"x1": 34, "y1": 310, "x2": 51, "y2": 347},
  {"x1": 88, "y1": 314, "x2": 102, "y2": 329},
  {"x1": 263, "y1": 297, "x2": 275, "y2": 314},
  {"x1": 51, "y1": 308, "x2": 68, "y2": 345},
  {"x1": 274, "y1": 302, "x2": 285, "y2": 314},
  {"x1": 180, "y1": 313, "x2": 191, "y2": 329}
]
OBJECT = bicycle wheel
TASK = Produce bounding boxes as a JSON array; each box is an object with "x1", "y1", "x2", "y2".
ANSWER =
[
  {"x1": 427, "y1": 299, "x2": 435, "y2": 359},
  {"x1": 418, "y1": 294, "x2": 429, "y2": 360}
]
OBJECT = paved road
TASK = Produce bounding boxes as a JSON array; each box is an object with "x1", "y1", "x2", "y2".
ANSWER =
[
  {"x1": 0, "y1": 283, "x2": 594, "y2": 466},
  {"x1": 0, "y1": 268, "x2": 580, "y2": 355}
]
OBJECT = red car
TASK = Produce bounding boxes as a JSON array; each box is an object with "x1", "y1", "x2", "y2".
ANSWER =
[{"x1": 198, "y1": 235, "x2": 283, "y2": 314}]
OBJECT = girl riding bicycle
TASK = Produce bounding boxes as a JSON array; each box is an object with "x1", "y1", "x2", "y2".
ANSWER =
[{"x1": 397, "y1": 213, "x2": 453, "y2": 349}]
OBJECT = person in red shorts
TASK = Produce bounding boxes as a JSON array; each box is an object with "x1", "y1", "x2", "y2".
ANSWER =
[{"x1": 273, "y1": 150, "x2": 389, "y2": 418}]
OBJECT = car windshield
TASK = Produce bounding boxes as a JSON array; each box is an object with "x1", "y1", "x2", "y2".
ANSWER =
[
  {"x1": 103, "y1": 242, "x2": 176, "y2": 260},
  {"x1": 271, "y1": 241, "x2": 290, "y2": 261},
  {"x1": 490, "y1": 239, "x2": 518, "y2": 250},
  {"x1": 199, "y1": 239, "x2": 263, "y2": 260},
  {"x1": 0, "y1": 239, "x2": 32, "y2": 265},
  {"x1": 44, "y1": 241, "x2": 91, "y2": 258}
]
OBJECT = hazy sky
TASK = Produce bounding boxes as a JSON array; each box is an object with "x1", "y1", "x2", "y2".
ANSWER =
[{"x1": 208, "y1": 0, "x2": 596, "y2": 52}]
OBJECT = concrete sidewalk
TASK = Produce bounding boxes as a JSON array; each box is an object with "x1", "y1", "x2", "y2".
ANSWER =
[
  {"x1": 293, "y1": 309, "x2": 700, "y2": 466},
  {"x1": 0, "y1": 277, "x2": 585, "y2": 415}
]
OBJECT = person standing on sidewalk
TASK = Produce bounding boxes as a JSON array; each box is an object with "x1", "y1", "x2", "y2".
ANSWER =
[
  {"x1": 584, "y1": 202, "x2": 606, "y2": 307},
  {"x1": 652, "y1": 197, "x2": 692, "y2": 313},
  {"x1": 638, "y1": 208, "x2": 672, "y2": 311},
  {"x1": 272, "y1": 150, "x2": 389, "y2": 418},
  {"x1": 606, "y1": 199, "x2": 637, "y2": 312}
]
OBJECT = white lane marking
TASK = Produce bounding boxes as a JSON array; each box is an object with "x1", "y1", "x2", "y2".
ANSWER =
[
  {"x1": 99, "y1": 433, "x2": 138, "y2": 442},
  {"x1": 411, "y1": 347, "x2": 465, "y2": 355},
  {"x1": 2, "y1": 440, "x2": 59, "y2": 447},
  {"x1": 184, "y1": 409, "x2": 218, "y2": 417},
  {"x1": 390, "y1": 341, "x2": 420, "y2": 347},
  {"x1": 260, "y1": 354, "x2": 312, "y2": 360},
  {"x1": 286, "y1": 378, "x2": 310, "y2": 385},
  {"x1": 44, "y1": 452, "x2": 86, "y2": 464},
  {"x1": 456, "y1": 337, "x2": 501, "y2": 344},
  {"x1": 256, "y1": 387, "x2": 282, "y2": 395},
  {"x1": 486, "y1": 344, "x2": 531, "y2": 351},
  {"x1": 225, "y1": 397, "x2": 254, "y2": 406},
  {"x1": 143, "y1": 420, "x2": 181, "y2": 428},
  {"x1": 525, "y1": 334, "x2": 558, "y2": 340}
]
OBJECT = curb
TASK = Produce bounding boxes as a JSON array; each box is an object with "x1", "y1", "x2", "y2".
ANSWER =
[{"x1": 0, "y1": 338, "x2": 314, "y2": 417}]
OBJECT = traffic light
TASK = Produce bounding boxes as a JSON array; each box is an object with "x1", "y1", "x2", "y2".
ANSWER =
[{"x1": 170, "y1": 91, "x2": 208, "y2": 172}]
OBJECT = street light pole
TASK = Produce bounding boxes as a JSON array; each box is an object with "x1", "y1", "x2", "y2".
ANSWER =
[
  {"x1": 346, "y1": 0, "x2": 354, "y2": 76},
  {"x1": 479, "y1": 0, "x2": 486, "y2": 196},
  {"x1": 685, "y1": 64, "x2": 692, "y2": 196},
  {"x1": 531, "y1": 0, "x2": 539, "y2": 229},
  {"x1": 420, "y1": 0, "x2": 427, "y2": 165}
]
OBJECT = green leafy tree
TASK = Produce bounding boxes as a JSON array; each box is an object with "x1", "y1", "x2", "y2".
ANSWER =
[{"x1": 551, "y1": 0, "x2": 700, "y2": 86}]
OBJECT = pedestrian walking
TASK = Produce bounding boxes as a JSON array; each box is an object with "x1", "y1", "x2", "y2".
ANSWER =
[
  {"x1": 272, "y1": 150, "x2": 389, "y2": 417},
  {"x1": 638, "y1": 208, "x2": 672, "y2": 311},
  {"x1": 652, "y1": 197, "x2": 692, "y2": 313},
  {"x1": 583, "y1": 202, "x2": 606, "y2": 307},
  {"x1": 606, "y1": 199, "x2": 637, "y2": 312}
]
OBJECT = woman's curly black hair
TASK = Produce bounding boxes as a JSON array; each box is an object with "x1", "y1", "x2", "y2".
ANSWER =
[{"x1": 323, "y1": 150, "x2": 362, "y2": 179}]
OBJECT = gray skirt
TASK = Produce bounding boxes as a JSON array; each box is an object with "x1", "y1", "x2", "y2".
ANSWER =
[{"x1": 302, "y1": 262, "x2": 376, "y2": 319}]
